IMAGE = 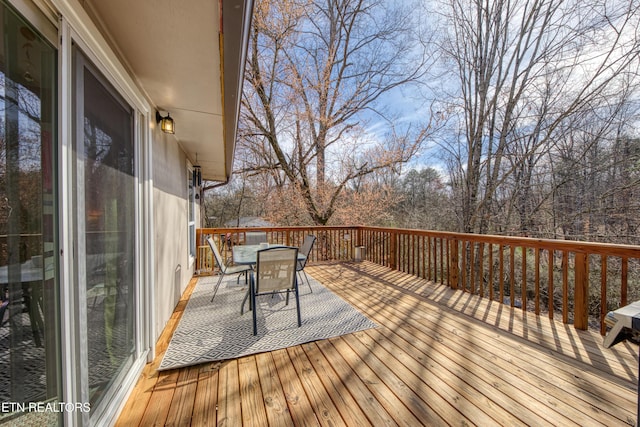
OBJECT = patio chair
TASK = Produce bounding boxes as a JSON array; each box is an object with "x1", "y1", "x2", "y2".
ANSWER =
[
  {"x1": 207, "y1": 237, "x2": 252, "y2": 302},
  {"x1": 241, "y1": 246, "x2": 301, "y2": 335},
  {"x1": 245, "y1": 231, "x2": 268, "y2": 245},
  {"x1": 296, "y1": 235, "x2": 316, "y2": 293}
]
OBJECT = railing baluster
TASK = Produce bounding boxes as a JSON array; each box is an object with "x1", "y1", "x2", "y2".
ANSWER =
[
  {"x1": 445, "y1": 237, "x2": 450, "y2": 288},
  {"x1": 478, "y1": 242, "x2": 484, "y2": 297},
  {"x1": 499, "y1": 244, "x2": 505, "y2": 304},
  {"x1": 372, "y1": 230, "x2": 376, "y2": 264},
  {"x1": 449, "y1": 239, "x2": 459, "y2": 289},
  {"x1": 433, "y1": 237, "x2": 438, "y2": 282},
  {"x1": 461, "y1": 241, "x2": 467, "y2": 292},
  {"x1": 548, "y1": 249, "x2": 554, "y2": 320},
  {"x1": 522, "y1": 247, "x2": 527, "y2": 312},
  {"x1": 621, "y1": 257, "x2": 628, "y2": 307},
  {"x1": 600, "y1": 255, "x2": 607, "y2": 336},
  {"x1": 470, "y1": 242, "x2": 475, "y2": 295},
  {"x1": 407, "y1": 233, "x2": 411, "y2": 273},
  {"x1": 333, "y1": 229, "x2": 337, "y2": 260},
  {"x1": 427, "y1": 237, "x2": 432, "y2": 281},
  {"x1": 406, "y1": 233, "x2": 410, "y2": 273},
  {"x1": 402, "y1": 233, "x2": 407, "y2": 273},
  {"x1": 534, "y1": 248, "x2": 540, "y2": 315},
  {"x1": 440, "y1": 237, "x2": 444, "y2": 285},
  {"x1": 399, "y1": 233, "x2": 403, "y2": 271},
  {"x1": 421, "y1": 235, "x2": 426, "y2": 279},
  {"x1": 390, "y1": 231, "x2": 397, "y2": 270},
  {"x1": 562, "y1": 251, "x2": 569, "y2": 324},
  {"x1": 510, "y1": 246, "x2": 515, "y2": 307},
  {"x1": 412, "y1": 234, "x2": 416, "y2": 276}
]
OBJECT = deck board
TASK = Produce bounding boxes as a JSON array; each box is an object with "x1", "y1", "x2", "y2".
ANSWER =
[
  {"x1": 340, "y1": 332, "x2": 459, "y2": 425},
  {"x1": 116, "y1": 261, "x2": 638, "y2": 426},
  {"x1": 238, "y1": 356, "x2": 269, "y2": 426},
  {"x1": 191, "y1": 366, "x2": 218, "y2": 427},
  {"x1": 254, "y1": 352, "x2": 294, "y2": 427},
  {"x1": 313, "y1": 339, "x2": 394, "y2": 426},
  {"x1": 287, "y1": 345, "x2": 345, "y2": 426},
  {"x1": 299, "y1": 341, "x2": 372, "y2": 426},
  {"x1": 217, "y1": 359, "x2": 242, "y2": 426},
  {"x1": 270, "y1": 348, "x2": 319, "y2": 427},
  {"x1": 165, "y1": 366, "x2": 198, "y2": 426},
  {"x1": 138, "y1": 369, "x2": 179, "y2": 426},
  {"x1": 330, "y1": 335, "x2": 426, "y2": 426}
]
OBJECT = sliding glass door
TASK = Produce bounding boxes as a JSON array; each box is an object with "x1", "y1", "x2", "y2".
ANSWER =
[
  {"x1": 73, "y1": 47, "x2": 136, "y2": 414},
  {"x1": 0, "y1": 1, "x2": 59, "y2": 424}
]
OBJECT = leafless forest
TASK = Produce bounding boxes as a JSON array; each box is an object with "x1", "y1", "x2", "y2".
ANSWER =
[{"x1": 206, "y1": 0, "x2": 640, "y2": 246}]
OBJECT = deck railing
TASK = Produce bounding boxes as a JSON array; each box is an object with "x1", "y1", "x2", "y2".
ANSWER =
[{"x1": 196, "y1": 226, "x2": 640, "y2": 334}]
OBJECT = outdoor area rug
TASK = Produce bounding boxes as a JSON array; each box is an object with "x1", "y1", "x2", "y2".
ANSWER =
[{"x1": 158, "y1": 272, "x2": 378, "y2": 370}]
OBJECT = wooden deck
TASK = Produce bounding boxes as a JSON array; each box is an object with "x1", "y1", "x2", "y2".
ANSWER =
[{"x1": 116, "y1": 261, "x2": 638, "y2": 426}]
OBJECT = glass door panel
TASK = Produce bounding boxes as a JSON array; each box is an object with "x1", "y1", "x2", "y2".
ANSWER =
[
  {"x1": 73, "y1": 48, "x2": 135, "y2": 411},
  {"x1": 0, "y1": 1, "x2": 59, "y2": 424}
]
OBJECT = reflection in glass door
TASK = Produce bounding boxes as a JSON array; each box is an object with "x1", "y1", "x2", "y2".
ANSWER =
[
  {"x1": 0, "y1": 1, "x2": 59, "y2": 425},
  {"x1": 73, "y1": 48, "x2": 135, "y2": 412}
]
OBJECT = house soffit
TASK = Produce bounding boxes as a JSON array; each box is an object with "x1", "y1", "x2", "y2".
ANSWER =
[{"x1": 83, "y1": 0, "x2": 252, "y2": 183}]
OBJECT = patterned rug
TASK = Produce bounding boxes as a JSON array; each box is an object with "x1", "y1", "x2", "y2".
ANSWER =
[{"x1": 158, "y1": 273, "x2": 378, "y2": 370}]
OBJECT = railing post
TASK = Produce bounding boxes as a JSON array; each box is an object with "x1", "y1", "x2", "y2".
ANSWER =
[
  {"x1": 449, "y1": 239, "x2": 459, "y2": 289},
  {"x1": 574, "y1": 252, "x2": 589, "y2": 330},
  {"x1": 195, "y1": 229, "x2": 203, "y2": 272}
]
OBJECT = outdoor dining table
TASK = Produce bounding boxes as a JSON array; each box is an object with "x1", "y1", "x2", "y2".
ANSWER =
[{"x1": 232, "y1": 244, "x2": 306, "y2": 266}]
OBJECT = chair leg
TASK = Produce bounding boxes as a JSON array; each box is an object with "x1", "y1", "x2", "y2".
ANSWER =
[
  {"x1": 302, "y1": 270, "x2": 312, "y2": 293},
  {"x1": 240, "y1": 289, "x2": 249, "y2": 315},
  {"x1": 251, "y1": 279, "x2": 258, "y2": 335},
  {"x1": 210, "y1": 273, "x2": 225, "y2": 302},
  {"x1": 241, "y1": 273, "x2": 254, "y2": 315},
  {"x1": 294, "y1": 279, "x2": 301, "y2": 327}
]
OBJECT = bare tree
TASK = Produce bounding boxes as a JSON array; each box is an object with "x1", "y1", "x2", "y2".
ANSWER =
[
  {"x1": 433, "y1": 0, "x2": 640, "y2": 234},
  {"x1": 549, "y1": 97, "x2": 640, "y2": 243},
  {"x1": 392, "y1": 168, "x2": 454, "y2": 230},
  {"x1": 239, "y1": 0, "x2": 434, "y2": 225}
]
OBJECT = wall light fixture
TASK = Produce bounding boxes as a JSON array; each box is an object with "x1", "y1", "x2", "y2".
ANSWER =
[{"x1": 156, "y1": 111, "x2": 175, "y2": 134}]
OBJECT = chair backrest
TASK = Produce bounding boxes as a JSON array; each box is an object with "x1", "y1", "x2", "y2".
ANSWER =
[
  {"x1": 297, "y1": 235, "x2": 316, "y2": 269},
  {"x1": 207, "y1": 236, "x2": 226, "y2": 270},
  {"x1": 255, "y1": 247, "x2": 298, "y2": 294},
  {"x1": 245, "y1": 231, "x2": 268, "y2": 245}
]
